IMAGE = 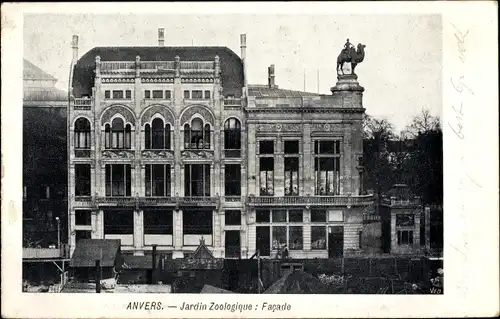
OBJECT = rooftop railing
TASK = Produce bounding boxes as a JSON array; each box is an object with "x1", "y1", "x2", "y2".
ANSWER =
[
  {"x1": 247, "y1": 195, "x2": 374, "y2": 206},
  {"x1": 73, "y1": 97, "x2": 92, "y2": 110}
]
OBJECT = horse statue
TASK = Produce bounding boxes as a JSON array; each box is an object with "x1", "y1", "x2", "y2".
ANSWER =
[{"x1": 337, "y1": 42, "x2": 366, "y2": 75}]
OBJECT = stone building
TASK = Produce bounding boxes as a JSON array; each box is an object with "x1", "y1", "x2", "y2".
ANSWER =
[{"x1": 67, "y1": 29, "x2": 373, "y2": 259}]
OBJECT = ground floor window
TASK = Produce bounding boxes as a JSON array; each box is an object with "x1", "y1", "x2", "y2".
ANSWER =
[
  {"x1": 311, "y1": 226, "x2": 327, "y2": 249},
  {"x1": 183, "y1": 210, "x2": 212, "y2": 235},
  {"x1": 75, "y1": 210, "x2": 91, "y2": 226},
  {"x1": 144, "y1": 210, "x2": 173, "y2": 235},
  {"x1": 256, "y1": 209, "x2": 304, "y2": 251},
  {"x1": 104, "y1": 210, "x2": 134, "y2": 234},
  {"x1": 397, "y1": 230, "x2": 414, "y2": 245}
]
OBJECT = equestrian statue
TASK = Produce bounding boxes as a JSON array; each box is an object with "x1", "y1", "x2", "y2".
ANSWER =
[{"x1": 337, "y1": 38, "x2": 366, "y2": 76}]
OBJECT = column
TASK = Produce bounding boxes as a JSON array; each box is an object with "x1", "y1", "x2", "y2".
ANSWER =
[
  {"x1": 240, "y1": 208, "x2": 248, "y2": 258},
  {"x1": 133, "y1": 210, "x2": 144, "y2": 256},
  {"x1": 97, "y1": 209, "x2": 104, "y2": 239},
  {"x1": 342, "y1": 130, "x2": 353, "y2": 195},
  {"x1": 213, "y1": 209, "x2": 222, "y2": 257},
  {"x1": 172, "y1": 209, "x2": 184, "y2": 259},
  {"x1": 247, "y1": 125, "x2": 257, "y2": 195},
  {"x1": 274, "y1": 137, "x2": 284, "y2": 196},
  {"x1": 246, "y1": 209, "x2": 256, "y2": 257},
  {"x1": 134, "y1": 55, "x2": 142, "y2": 114},
  {"x1": 91, "y1": 210, "x2": 98, "y2": 239},
  {"x1": 302, "y1": 123, "x2": 314, "y2": 195},
  {"x1": 390, "y1": 213, "x2": 397, "y2": 253},
  {"x1": 69, "y1": 210, "x2": 76, "y2": 255},
  {"x1": 303, "y1": 208, "x2": 311, "y2": 251},
  {"x1": 414, "y1": 211, "x2": 421, "y2": 252},
  {"x1": 219, "y1": 210, "x2": 226, "y2": 257},
  {"x1": 240, "y1": 128, "x2": 248, "y2": 198},
  {"x1": 100, "y1": 164, "x2": 106, "y2": 196},
  {"x1": 220, "y1": 164, "x2": 225, "y2": 197}
]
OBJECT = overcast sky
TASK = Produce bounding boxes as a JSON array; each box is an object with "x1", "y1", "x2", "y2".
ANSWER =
[{"x1": 24, "y1": 14, "x2": 442, "y2": 130}]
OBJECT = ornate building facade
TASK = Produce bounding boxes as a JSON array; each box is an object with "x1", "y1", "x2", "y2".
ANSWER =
[{"x1": 67, "y1": 30, "x2": 373, "y2": 259}]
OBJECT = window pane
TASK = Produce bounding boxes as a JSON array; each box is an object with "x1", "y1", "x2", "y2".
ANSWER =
[
  {"x1": 112, "y1": 90, "x2": 123, "y2": 99},
  {"x1": 145, "y1": 124, "x2": 151, "y2": 149},
  {"x1": 311, "y1": 209, "x2": 327, "y2": 222},
  {"x1": 204, "y1": 90, "x2": 211, "y2": 99},
  {"x1": 104, "y1": 210, "x2": 134, "y2": 234},
  {"x1": 183, "y1": 210, "x2": 212, "y2": 234},
  {"x1": 105, "y1": 90, "x2": 110, "y2": 99},
  {"x1": 165, "y1": 90, "x2": 171, "y2": 99},
  {"x1": 75, "y1": 210, "x2": 91, "y2": 225},
  {"x1": 152, "y1": 90, "x2": 163, "y2": 99},
  {"x1": 259, "y1": 140, "x2": 274, "y2": 154},
  {"x1": 144, "y1": 210, "x2": 173, "y2": 234},
  {"x1": 289, "y1": 226, "x2": 303, "y2": 250},
  {"x1": 284, "y1": 140, "x2": 299, "y2": 154},
  {"x1": 311, "y1": 226, "x2": 326, "y2": 249},
  {"x1": 272, "y1": 210, "x2": 286, "y2": 222},
  {"x1": 184, "y1": 90, "x2": 190, "y2": 99},
  {"x1": 125, "y1": 90, "x2": 131, "y2": 99},
  {"x1": 192, "y1": 90, "x2": 203, "y2": 99},
  {"x1": 272, "y1": 226, "x2": 287, "y2": 249},
  {"x1": 145, "y1": 165, "x2": 151, "y2": 196},
  {"x1": 225, "y1": 164, "x2": 241, "y2": 196},
  {"x1": 145, "y1": 90, "x2": 150, "y2": 99},
  {"x1": 152, "y1": 118, "x2": 164, "y2": 149},
  {"x1": 289, "y1": 210, "x2": 303, "y2": 223},
  {"x1": 256, "y1": 210, "x2": 270, "y2": 223},
  {"x1": 225, "y1": 210, "x2": 241, "y2": 225}
]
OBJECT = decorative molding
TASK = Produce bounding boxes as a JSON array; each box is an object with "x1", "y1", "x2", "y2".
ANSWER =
[
  {"x1": 181, "y1": 78, "x2": 214, "y2": 83},
  {"x1": 180, "y1": 106, "x2": 215, "y2": 125},
  {"x1": 245, "y1": 107, "x2": 365, "y2": 114},
  {"x1": 181, "y1": 149, "x2": 214, "y2": 159},
  {"x1": 140, "y1": 105, "x2": 175, "y2": 125},
  {"x1": 141, "y1": 150, "x2": 174, "y2": 159},
  {"x1": 256, "y1": 123, "x2": 302, "y2": 132},
  {"x1": 102, "y1": 78, "x2": 134, "y2": 83},
  {"x1": 311, "y1": 123, "x2": 343, "y2": 132},
  {"x1": 141, "y1": 78, "x2": 174, "y2": 83},
  {"x1": 101, "y1": 150, "x2": 135, "y2": 159},
  {"x1": 101, "y1": 105, "x2": 136, "y2": 126}
]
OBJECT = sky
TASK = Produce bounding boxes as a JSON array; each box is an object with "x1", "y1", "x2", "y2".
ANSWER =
[{"x1": 23, "y1": 13, "x2": 442, "y2": 131}]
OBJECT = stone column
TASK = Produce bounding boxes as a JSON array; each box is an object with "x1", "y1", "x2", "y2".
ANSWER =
[
  {"x1": 134, "y1": 55, "x2": 142, "y2": 114},
  {"x1": 97, "y1": 209, "x2": 104, "y2": 239},
  {"x1": 414, "y1": 211, "x2": 421, "y2": 251},
  {"x1": 213, "y1": 209, "x2": 222, "y2": 257},
  {"x1": 241, "y1": 128, "x2": 248, "y2": 199},
  {"x1": 247, "y1": 125, "x2": 257, "y2": 195},
  {"x1": 390, "y1": 212, "x2": 397, "y2": 253},
  {"x1": 220, "y1": 164, "x2": 226, "y2": 196},
  {"x1": 133, "y1": 210, "x2": 144, "y2": 256},
  {"x1": 69, "y1": 210, "x2": 76, "y2": 255},
  {"x1": 91, "y1": 210, "x2": 98, "y2": 239},
  {"x1": 100, "y1": 164, "x2": 106, "y2": 197},
  {"x1": 172, "y1": 209, "x2": 184, "y2": 259},
  {"x1": 274, "y1": 137, "x2": 284, "y2": 196},
  {"x1": 303, "y1": 208, "x2": 311, "y2": 251},
  {"x1": 240, "y1": 208, "x2": 248, "y2": 258},
  {"x1": 302, "y1": 123, "x2": 314, "y2": 195},
  {"x1": 342, "y1": 130, "x2": 353, "y2": 195}
]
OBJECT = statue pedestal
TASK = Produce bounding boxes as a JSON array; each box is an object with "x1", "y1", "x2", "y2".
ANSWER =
[{"x1": 331, "y1": 74, "x2": 365, "y2": 94}]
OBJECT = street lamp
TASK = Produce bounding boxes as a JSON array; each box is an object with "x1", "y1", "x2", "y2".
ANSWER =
[{"x1": 55, "y1": 217, "x2": 61, "y2": 249}]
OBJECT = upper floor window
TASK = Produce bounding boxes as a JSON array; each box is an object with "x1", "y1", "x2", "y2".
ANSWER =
[
  {"x1": 112, "y1": 90, "x2": 124, "y2": 99},
  {"x1": 125, "y1": 90, "x2": 132, "y2": 99},
  {"x1": 224, "y1": 118, "x2": 241, "y2": 150},
  {"x1": 225, "y1": 164, "x2": 241, "y2": 196},
  {"x1": 75, "y1": 164, "x2": 91, "y2": 197},
  {"x1": 314, "y1": 140, "x2": 342, "y2": 195},
  {"x1": 259, "y1": 140, "x2": 274, "y2": 154},
  {"x1": 314, "y1": 140, "x2": 341, "y2": 155},
  {"x1": 192, "y1": 90, "x2": 203, "y2": 99},
  {"x1": 145, "y1": 90, "x2": 151, "y2": 99},
  {"x1": 204, "y1": 90, "x2": 211, "y2": 99},
  {"x1": 105, "y1": 164, "x2": 132, "y2": 197},
  {"x1": 104, "y1": 90, "x2": 131, "y2": 100},
  {"x1": 165, "y1": 90, "x2": 172, "y2": 99},
  {"x1": 184, "y1": 118, "x2": 211, "y2": 149},
  {"x1": 285, "y1": 157, "x2": 299, "y2": 196},
  {"x1": 74, "y1": 117, "x2": 91, "y2": 149},
  {"x1": 259, "y1": 157, "x2": 274, "y2": 196},
  {"x1": 284, "y1": 140, "x2": 299, "y2": 154},
  {"x1": 152, "y1": 90, "x2": 163, "y2": 99},
  {"x1": 105, "y1": 90, "x2": 111, "y2": 99},
  {"x1": 184, "y1": 90, "x2": 190, "y2": 99},
  {"x1": 145, "y1": 164, "x2": 171, "y2": 197},
  {"x1": 145, "y1": 118, "x2": 171, "y2": 150},
  {"x1": 185, "y1": 164, "x2": 211, "y2": 197},
  {"x1": 105, "y1": 118, "x2": 132, "y2": 149}
]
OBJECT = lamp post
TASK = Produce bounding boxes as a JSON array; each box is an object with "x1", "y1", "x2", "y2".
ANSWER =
[{"x1": 55, "y1": 217, "x2": 61, "y2": 249}]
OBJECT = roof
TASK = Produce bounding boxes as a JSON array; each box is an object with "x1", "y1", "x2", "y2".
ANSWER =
[
  {"x1": 248, "y1": 85, "x2": 319, "y2": 98},
  {"x1": 386, "y1": 184, "x2": 414, "y2": 200},
  {"x1": 70, "y1": 239, "x2": 120, "y2": 268},
  {"x1": 24, "y1": 88, "x2": 68, "y2": 102},
  {"x1": 23, "y1": 59, "x2": 57, "y2": 81},
  {"x1": 122, "y1": 254, "x2": 160, "y2": 269},
  {"x1": 263, "y1": 271, "x2": 328, "y2": 294},
  {"x1": 200, "y1": 285, "x2": 234, "y2": 294},
  {"x1": 72, "y1": 46, "x2": 244, "y2": 98},
  {"x1": 191, "y1": 238, "x2": 215, "y2": 259}
]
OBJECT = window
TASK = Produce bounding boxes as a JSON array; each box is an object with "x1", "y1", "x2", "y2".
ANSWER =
[
  {"x1": 289, "y1": 226, "x2": 303, "y2": 250},
  {"x1": 225, "y1": 210, "x2": 241, "y2": 226},
  {"x1": 75, "y1": 164, "x2": 91, "y2": 196},
  {"x1": 284, "y1": 157, "x2": 299, "y2": 196},
  {"x1": 184, "y1": 164, "x2": 211, "y2": 197},
  {"x1": 145, "y1": 90, "x2": 151, "y2": 99},
  {"x1": 224, "y1": 118, "x2": 241, "y2": 150},
  {"x1": 314, "y1": 158, "x2": 340, "y2": 195},
  {"x1": 144, "y1": 118, "x2": 171, "y2": 150},
  {"x1": 183, "y1": 210, "x2": 212, "y2": 235},
  {"x1": 272, "y1": 210, "x2": 287, "y2": 222},
  {"x1": 272, "y1": 226, "x2": 286, "y2": 249},
  {"x1": 144, "y1": 210, "x2": 173, "y2": 235},
  {"x1": 112, "y1": 90, "x2": 124, "y2": 99},
  {"x1": 192, "y1": 90, "x2": 203, "y2": 99},
  {"x1": 75, "y1": 210, "x2": 91, "y2": 226},
  {"x1": 204, "y1": 90, "x2": 211, "y2": 99},
  {"x1": 104, "y1": 90, "x2": 111, "y2": 99},
  {"x1": 311, "y1": 226, "x2": 326, "y2": 249},
  {"x1": 106, "y1": 118, "x2": 132, "y2": 149},
  {"x1": 75, "y1": 230, "x2": 91, "y2": 243},
  {"x1": 397, "y1": 230, "x2": 414, "y2": 245},
  {"x1": 256, "y1": 209, "x2": 270, "y2": 223},
  {"x1": 145, "y1": 164, "x2": 171, "y2": 197},
  {"x1": 104, "y1": 210, "x2": 134, "y2": 234},
  {"x1": 289, "y1": 210, "x2": 303, "y2": 223},
  {"x1": 152, "y1": 90, "x2": 163, "y2": 99},
  {"x1": 105, "y1": 164, "x2": 132, "y2": 197},
  {"x1": 165, "y1": 90, "x2": 171, "y2": 99},
  {"x1": 125, "y1": 90, "x2": 132, "y2": 99},
  {"x1": 224, "y1": 164, "x2": 241, "y2": 196},
  {"x1": 311, "y1": 209, "x2": 327, "y2": 222},
  {"x1": 259, "y1": 140, "x2": 274, "y2": 154},
  {"x1": 420, "y1": 215, "x2": 425, "y2": 246},
  {"x1": 314, "y1": 140, "x2": 341, "y2": 154},
  {"x1": 74, "y1": 117, "x2": 91, "y2": 149},
  {"x1": 183, "y1": 90, "x2": 190, "y2": 99},
  {"x1": 284, "y1": 140, "x2": 299, "y2": 154},
  {"x1": 359, "y1": 231, "x2": 363, "y2": 249},
  {"x1": 259, "y1": 157, "x2": 274, "y2": 196},
  {"x1": 184, "y1": 118, "x2": 211, "y2": 149}
]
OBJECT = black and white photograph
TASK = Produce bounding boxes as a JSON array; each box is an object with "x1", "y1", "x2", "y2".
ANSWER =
[{"x1": 1, "y1": 2, "x2": 498, "y2": 318}]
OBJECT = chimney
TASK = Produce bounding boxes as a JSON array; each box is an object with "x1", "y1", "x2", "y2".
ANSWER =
[
  {"x1": 240, "y1": 34, "x2": 248, "y2": 91},
  {"x1": 268, "y1": 64, "x2": 276, "y2": 88},
  {"x1": 158, "y1": 28, "x2": 165, "y2": 46},
  {"x1": 71, "y1": 35, "x2": 79, "y2": 62}
]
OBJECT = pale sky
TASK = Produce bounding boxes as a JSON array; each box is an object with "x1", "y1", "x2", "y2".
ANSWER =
[{"x1": 24, "y1": 14, "x2": 442, "y2": 130}]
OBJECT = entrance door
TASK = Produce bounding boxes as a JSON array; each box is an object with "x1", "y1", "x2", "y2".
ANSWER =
[
  {"x1": 328, "y1": 226, "x2": 344, "y2": 258},
  {"x1": 225, "y1": 230, "x2": 241, "y2": 258},
  {"x1": 256, "y1": 226, "x2": 270, "y2": 257}
]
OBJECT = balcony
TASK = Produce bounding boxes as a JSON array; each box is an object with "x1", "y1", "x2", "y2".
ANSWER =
[
  {"x1": 73, "y1": 98, "x2": 92, "y2": 110},
  {"x1": 247, "y1": 195, "x2": 374, "y2": 207},
  {"x1": 180, "y1": 196, "x2": 218, "y2": 207},
  {"x1": 140, "y1": 61, "x2": 175, "y2": 72},
  {"x1": 93, "y1": 196, "x2": 218, "y2": 208},
  {"x1": 224, "y1": 196, "x2": 242, "y2": 203},
  {"x1": 224, "y1": 98, "x2": 242, "y2": 109},
  {"x1": 100, "y1": 61, "x2": 136, "y2": 73}
]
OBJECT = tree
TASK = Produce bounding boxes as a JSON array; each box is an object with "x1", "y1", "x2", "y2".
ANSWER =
[{"x1": 403, "y1": 108, "x2": 440, "y2": 138}]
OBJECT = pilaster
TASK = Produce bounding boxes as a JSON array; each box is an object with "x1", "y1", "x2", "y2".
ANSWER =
[
  {"x1": 247, "y1": 125, "x2": 256, "y2": 195},
  {"x1": 302, "y1": 123, "x2": 314, "y2": 195},
  {"x1": 274, "y1": 137, "x2": 284, "y2": 196},
  {"x1": 133, "y1": 210, "x2": 144, "y2": 255}
]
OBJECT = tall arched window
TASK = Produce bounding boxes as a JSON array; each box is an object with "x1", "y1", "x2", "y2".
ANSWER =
[
  {"x1": 145, "y1": 119, "x2": 171, "y2": 150},
  {"x1": 107, "y1": 117, "x2": 132, "y2": 149},
  {"x1": 184, "y1": 118, "x2": 211, "y2": 149},
  {"x1": 224, "y1": 118, "x2": 241, "y2": 150},
  {"x1": 74, "y1": 117, "x2": 91, "y2": 149}
]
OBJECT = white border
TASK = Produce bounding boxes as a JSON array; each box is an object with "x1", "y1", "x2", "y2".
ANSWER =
[{"x1": 2, "y1": 2, "x2": 499, "y2": 318}]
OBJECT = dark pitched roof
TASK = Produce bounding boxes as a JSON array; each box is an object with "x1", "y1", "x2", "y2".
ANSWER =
[
  {"x1": 72, "y1": 46, "x2": 244, "y2": 98},
  {"x1": 23, "y1": 59, "x2": 57, "y2": 81},
  {"x1": 192, "y1": 238, "x2": 215, "y2": 259},
  {"x1": 70, "y1": 239, "x2": 120, "y2": 268},
  {"x1": 248, "y1": 85, "x2": 319, "y2": 98},
  {"x1": 122, "y1": 254, "x2": 160, "y2": 269},
  {"x1": 200, "y1": 285, "x2": 234, "y2": 294},
  {"x1": 24, "y1": 88, "x2": 68, "y2": 102},
  {"x1": 264, "y1": 271, "x2": 328, "y2": 294}
]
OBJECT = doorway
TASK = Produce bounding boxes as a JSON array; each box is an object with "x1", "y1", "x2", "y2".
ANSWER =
[
  {"x1": 225, "y1": 230, "x2": 241, "y2": 258},
  {"x1": 256, "y1": 226, "x2": 270, "y2": 257},
  {"x1": 328, "y1": 226, "x2": 344, "y2": 258}
]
